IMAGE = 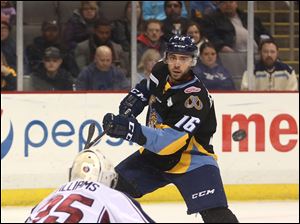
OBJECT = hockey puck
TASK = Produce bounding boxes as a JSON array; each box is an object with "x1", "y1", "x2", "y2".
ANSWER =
[{"x1": 232, "y1": 129, "x2": 247, "y2": 141}]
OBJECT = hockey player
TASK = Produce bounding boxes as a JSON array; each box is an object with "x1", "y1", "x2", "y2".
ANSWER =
[
  {"x1": 102, "y1": 35, "x2": 239, "y2": 223},
  {"x1": 25, "y1": 148, "x2": 154, "y2": 223}
]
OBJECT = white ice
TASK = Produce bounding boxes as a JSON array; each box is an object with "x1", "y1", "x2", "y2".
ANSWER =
[{"x1": 1, "y1": 200, "x2": 299, "y2": 223}]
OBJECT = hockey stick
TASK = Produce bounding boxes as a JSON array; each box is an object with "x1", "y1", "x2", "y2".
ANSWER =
[
  {"x1": 84, "y1": 122, "x2": 96, "y2": 149},
  {"x1": 85, "y1": 128, "x2": 108, "y2": 149},
  {"x1": 86, "y1": 109, "x2": 132, "y2": 149}
]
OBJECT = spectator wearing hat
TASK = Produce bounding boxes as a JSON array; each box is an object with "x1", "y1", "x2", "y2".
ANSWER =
[
  {"x1": 26, "y1": 20, "x2": 79, "y2": 77},
  {"x1": 1, "y1": 20, "x2": 16, "y2": 70},
  {"x1": 63, "y1": 1, "x2": 105, "y2": 51},
  {"x1": 76, "y1": 46, "x2": 129, "y2": 90},
  {"x1": 30, "y1": 47, "x2": 74, "y2": 91}
]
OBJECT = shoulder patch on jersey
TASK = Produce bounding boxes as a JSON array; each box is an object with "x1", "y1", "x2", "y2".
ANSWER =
[
  {"x1": 184, "y1": 86, "x2": 201, "y2": 94},
  {"x1": 184, "y1": 95, "x2": 203, "y2": 110}
]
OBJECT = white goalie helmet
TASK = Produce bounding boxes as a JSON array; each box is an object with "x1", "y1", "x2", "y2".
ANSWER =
[{"x1": 69, "y1": 147, "x2": 118, "y2": 188}]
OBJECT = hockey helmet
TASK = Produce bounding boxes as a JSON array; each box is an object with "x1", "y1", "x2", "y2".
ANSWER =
[
  {"x1": 69, "y1": 147, "x2": 118, "y2": 188},
  {"x1": 165, "y1": 35, "x2": 199, "y2": 66}
]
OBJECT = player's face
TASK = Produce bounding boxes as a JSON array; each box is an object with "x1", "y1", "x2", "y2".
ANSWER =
[
  {"x1": 261, "y1": 43, "x2": 278, "y2": 68},
  {"x1": 166, "y1": 53, "x2": 193, "y2": 83}
]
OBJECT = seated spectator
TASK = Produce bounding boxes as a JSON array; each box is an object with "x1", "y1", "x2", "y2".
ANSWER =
[
  {"x1": 26, "y1": 20, "x2": 78, "y2": 77},
  {"x1": 241, "y1": 39, "x2": 298, "y2": 91},
  {"x1": 137, "y1": 19, "x2": 166, "y2": 63},
  {"x1": 201, "y1": 1, "x2": 271, "y2": 53},
  {"x1": 1, "y1": 51, "x2": 16, "y2": 91},
  {"x1": 193, "y1": 42, "x2": 236, "y2": 90},
  {"x1": 162, "y1": 1, "x2": 190, "y2": 41},
  {"x1": 135, "y1": 49, "x2": 161, "y2": 86},
  {"x1": 76, "y1": 46, "x2": 129, "y2": 91},
  {"x1": 1, "y1": 20, "x2": 16, "y2": 70},
  {"x1": 75, "y1": 19, "x2": 128, "y2": 75},
  {"x1": 30, "y1": 47, "x2": 74, "y2": 91},
  {"x1": 142, "y1": 1, "x2": 188, "y2": 20},
  {"x1": 1, "y1": 1, "x2": 16, "y2": 24},
  {"x1": 63, "y1": 1, "x2": 104, "y2": 50},
  {"x1": 112, "y1": 1, "x2": 144, "y2": 52},
  {"x1": 184, "y1": 21, "x2": 208, "y2": 52}
]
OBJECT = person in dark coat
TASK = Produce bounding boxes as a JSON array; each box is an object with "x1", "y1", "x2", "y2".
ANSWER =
[{"x1": 201, "y1": 1, "x2": 271, "y2": 52}]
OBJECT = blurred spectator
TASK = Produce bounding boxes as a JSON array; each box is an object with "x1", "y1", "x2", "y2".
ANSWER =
[
  {"x1": 193, "y1": 42, "x2": 236, "y2": 90},
  {"x1": 63, "y1": 1, "x2": 104, "y2": 50},
  {"x1": 136, "y1": 49, "x2": 161, "y2": 85},
  {"x1": 137, "y1": 19, "x2": 166, "y2": 62},
  {"x1": 30, "y1": 47, "x2": 74, "y2": 91},
  {"x1": 75, "y1": 19, "x2": 128, "y2": 75},
  {"x1": 142, "y1": 1, "x2": 188, "y2": 20},
  {"x1": 1, "y1": 1, "x2": 16, "y2": 24},
  {"x1": 241, "y1": 39, "x2": 298, "y2": 91},
  {"x1": 190, "y1": 1, "x2": 218, "y2": 22},
  {"x1": 1, "y1": 20, "x2": 16, "y2": 70},
  {"x1": 1, "y1": 51, "x2": 16, "y2": 91},
  {"x1": 76, "y1": 46, "x2": 129, "y2": 90},
  {"x1": 162, "y1": 1, "x2": 190, "y2": 41},
  {"x1": 201, "y1": 1, "x2": 271, "y2": 52},
  {"x1": 26, "y1": 20, "x2": 78, "y2": 77},
  {"x1": 184, "y1": 21, "x2": 208, "y2": 52},
  {"x1": 112, "y1": 1, "x2": 143, "y2": 52}
]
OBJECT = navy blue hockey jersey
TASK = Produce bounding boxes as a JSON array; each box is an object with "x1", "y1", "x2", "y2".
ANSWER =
[{"x1": 134, "y1": 61, "x2": 219, "y2": 173}]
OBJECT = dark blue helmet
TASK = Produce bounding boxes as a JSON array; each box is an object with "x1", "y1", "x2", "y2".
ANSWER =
[{"x1": 166, "y1": 35, "x2": 198, "y2": 56}]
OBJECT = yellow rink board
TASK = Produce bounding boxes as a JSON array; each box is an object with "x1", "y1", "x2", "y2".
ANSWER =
[{"x1": 1, "y1": 184, "x2": 298, "y2": 206}]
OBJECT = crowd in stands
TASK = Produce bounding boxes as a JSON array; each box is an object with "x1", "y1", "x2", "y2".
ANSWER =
[{"x1": 1, "y1": 1, "x2": 298, "y2": 92}]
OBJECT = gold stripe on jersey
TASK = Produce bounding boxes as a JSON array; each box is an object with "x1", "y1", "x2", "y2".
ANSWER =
[
  {"x1": 192, "y1": 137, "x2": 218, "y2": 160},
  {"x1": 154, "y1": 124, "x2": 189, "y2": 155},
  {"x1": 158, "y1": 133, "x2": 189, "y2": 155},
  {"x1": 166, "y1": 137, "x2": 217, "y2": 173},
  {"x1": 139, "y1": 124, "x2": 189, "y2": 155},
  {"x1": 165, "y1": 137, "x2": 194, "y2": 173}
]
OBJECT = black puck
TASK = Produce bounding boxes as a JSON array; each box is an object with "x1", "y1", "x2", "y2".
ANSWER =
[{"x1": 232, "y1": 129, "x2": 247, "y2": 141}]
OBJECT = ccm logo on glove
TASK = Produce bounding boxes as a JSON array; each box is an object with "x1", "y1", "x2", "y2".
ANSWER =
[{"x1": 126, "y1": 121, "x2": 135, "y2": 141}]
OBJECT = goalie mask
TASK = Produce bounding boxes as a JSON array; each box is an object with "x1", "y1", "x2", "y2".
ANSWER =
[{"x1": 69, "y1": 147, "x2": 118, "y2": 188}]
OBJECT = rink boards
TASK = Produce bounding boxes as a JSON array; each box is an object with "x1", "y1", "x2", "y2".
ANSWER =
[{"x1": 1, "y1": 92, "x2": 299, "y2": 205}]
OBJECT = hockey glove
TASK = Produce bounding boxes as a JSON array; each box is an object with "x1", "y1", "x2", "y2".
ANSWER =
[
  {"x1": 103, "y1": 113, "x2": 147, "y2": 145},
  {"x1": 119, "y1": 88, "x2": 148, "y2": 117}
]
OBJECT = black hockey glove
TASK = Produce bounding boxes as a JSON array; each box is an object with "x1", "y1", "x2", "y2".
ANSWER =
[
  {"x1": 119, "y1": 88, "x2": 148, "y2": 117},
  {"x1": 103, "y1": 113, "x2": 147, "y2": 145}
]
